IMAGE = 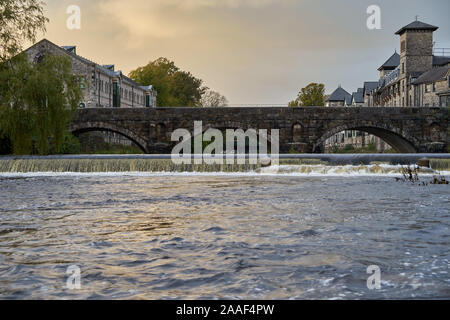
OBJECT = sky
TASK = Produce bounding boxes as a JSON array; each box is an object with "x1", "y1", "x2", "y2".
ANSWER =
[{"x1": 39, "y1": 0, "x2": 450, "y2": 104}]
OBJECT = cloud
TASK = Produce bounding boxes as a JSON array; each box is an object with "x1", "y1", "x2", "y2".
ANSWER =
[
  {"x1": 97, "y1": 0, "x2": 294, "y2": 41},
  {"x1": 42, "y1": 0, "x2": 450, "y2": 103}
]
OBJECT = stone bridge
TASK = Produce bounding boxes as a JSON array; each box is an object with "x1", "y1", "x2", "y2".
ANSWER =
[{"x1": 70, "y1": 107, "x2": 449, "y2": 154}]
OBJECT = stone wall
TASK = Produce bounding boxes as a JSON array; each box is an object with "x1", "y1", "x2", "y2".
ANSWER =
[{"x1": 25, "y1": 40, "x2": 93, "y2": 107}]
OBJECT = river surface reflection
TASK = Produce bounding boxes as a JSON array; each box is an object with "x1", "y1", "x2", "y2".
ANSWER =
[{"x1": 0, "y1": 174, "x2": 449, "y2": 299}]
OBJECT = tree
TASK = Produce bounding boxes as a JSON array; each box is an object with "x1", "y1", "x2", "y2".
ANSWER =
[
  {"x1": 200, "y1": 90, "x2": 228, "y2": 107},
  {"x1": 129, "y1": 57, "x2": 207, "y2": 107},
  {"x1": 0, "y1": 0, "x2": 48, "y2": 62},
  {"x1": 290, "y1": 83, "x2": 325, "y2": 107},
  {"x1": 0, "y1": 54, "x2": 82, "y2": 154}
]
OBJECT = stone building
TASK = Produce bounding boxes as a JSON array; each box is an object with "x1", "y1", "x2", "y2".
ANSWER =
[
  {"x1": 24, "y1": 39, "x2": 158, "y2": 149},
  {"x1": 362, "y1": 81, "x2": 378, "y2": 106},
  {"x1": 324, "y1": 86, "x2": 384, "y2": 152},
  {"x1": 325, "y1": 20, "x2": 449, "y2": 152},
  {"x1": 325, "y1": 86, "x2": 351, "y2": 106},
  {"x1": 367, "y1": 20, "x2": 450, "y2": 107},
  {"x1": 24, "y1": 39, "x2": 157, "y2": 109}
]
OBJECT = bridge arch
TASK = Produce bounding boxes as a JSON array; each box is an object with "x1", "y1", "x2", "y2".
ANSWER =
[
  {"x1": 70, "y1": 122, "x2": 148, "y2": 153},
  {"x1": 313, "y1": 122, "x2": 418, "y2": 153}
]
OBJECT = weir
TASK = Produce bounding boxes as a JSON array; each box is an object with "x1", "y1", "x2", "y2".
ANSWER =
[{"x1": 1, "y1": 154, "x2": 449, "y2": 173}]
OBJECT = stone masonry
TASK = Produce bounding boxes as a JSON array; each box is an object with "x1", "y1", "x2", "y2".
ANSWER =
[{"x1": 71, "y1": 107, "x2": 449, "y2": 154}]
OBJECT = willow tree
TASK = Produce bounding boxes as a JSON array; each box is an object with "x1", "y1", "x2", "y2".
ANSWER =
[
  {"x1": 0, "y1": 54, "x2": 82, "y2": 154},
  {"x1": 0, "y1": 0, "x2": 48, "y2": 62}
]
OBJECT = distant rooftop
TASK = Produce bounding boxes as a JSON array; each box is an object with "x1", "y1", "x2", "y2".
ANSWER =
[
  {"x1": 413, "y1": 66, "x2": 450, "y2": 85},
  {"x1": 363, "y1": 82, "x2": 378, "y2": 95},
  {"x1": 352, "y1": 91, "x2": 364, "y2": 104},
  {"x1": 433, "y1": 55, "x2": 450, "y2": 67},
  {"x1": 327, "y1": 86, "x2": 351, "y2": 102},
  {"x1": 378, "y1": 52, "x2": 400, "y2": 71},
  {"x1": 395, "y1": 20, "x2": 438, "y2": 35}
]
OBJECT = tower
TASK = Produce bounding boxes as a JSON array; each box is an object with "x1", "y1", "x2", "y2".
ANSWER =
[{"x1": 395, "y1": 20, "x2": 438, "y2": 78}]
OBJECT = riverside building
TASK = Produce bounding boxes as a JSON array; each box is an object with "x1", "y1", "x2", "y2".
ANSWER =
[
  {"x1": 325, "y1": 19, "x2": 449, "y2": 152},
  {"x1": 24, "y1": 39, "x2": 157, "y2": 109}
]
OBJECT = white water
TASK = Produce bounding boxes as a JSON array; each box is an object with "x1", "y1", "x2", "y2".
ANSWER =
[{"x1": 0, "y1": 164, "x2": 448, "y2": 178}]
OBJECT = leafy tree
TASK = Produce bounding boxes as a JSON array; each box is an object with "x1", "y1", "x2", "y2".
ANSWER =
[
  {"x1": 290, "y1": 83, "x2": 325, "y2": 107},
  {"x1": 129, "y1": 57, "x2": 207, "y2": 107},
  {"x1": 0, "y1": 0, "x2": 48, "y2": 62},
  {"x1": 288, "y1": 99, "x2": 299, "y2": 107},
  {"x1": 0, "y1": 54, "x2": 82, "y2": 154},
  {"x1": 200, "y1": 90, "x2": 228, "y2": 107}
]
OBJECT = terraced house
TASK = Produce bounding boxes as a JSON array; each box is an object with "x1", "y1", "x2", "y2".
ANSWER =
[{"x1": 24, "y1": 39, "x2": 157, "y2": 109}]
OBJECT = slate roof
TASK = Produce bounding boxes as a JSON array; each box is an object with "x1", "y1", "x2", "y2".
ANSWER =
[
  {"x1": 363, "y1": 81, "x2": 378, "y2": 95},
  {"x1": 433, "y1": 56, "x2": 450, "y2": 67},
  {"x1": 345, "y1": 94, "x2": 353, "y2": 106},
  {"x1": 378, "y1": 52, "x2": 400, "y2": 71},
  {"x1": 61, "y1": 46, "x2": 76, "y2": 53},
  {"x1": 395, "y1": 20, "x2": 438, "y2": 35},
  {"x1": 328, "y1": 86, "x2": 351, "y2": 102},
  {"x1": 412, "y1": 66, "x2": 450, "y2": 84},
  {"x1": 352, "y1": 91, "x2": 364, "y2": 104},
  {"x1": 57, "y1": 41, "x2": 148, "y2": 89}
]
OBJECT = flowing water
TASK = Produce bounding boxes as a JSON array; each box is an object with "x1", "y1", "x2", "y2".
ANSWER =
[{"x1": 0, "y1": 162, "x2": 449, "y2": 299}]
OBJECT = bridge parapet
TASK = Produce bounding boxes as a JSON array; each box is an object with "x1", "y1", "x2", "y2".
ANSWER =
[{"x1": 70, "y1": 107, "x2": 449, "y2": 154}]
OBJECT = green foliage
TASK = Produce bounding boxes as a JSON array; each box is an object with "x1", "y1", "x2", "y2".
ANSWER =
[
  {"x1": 331, "y1": 142, "x2": 390, "y2": 154},
  {"x1": 61, "y1": 133, "x2": 81, "y2": 154},
  {"x1": 129, "y1": 57, "x2": 207, "y2": 107},
  {"x1": 0, "y1": 0, "x2": 48, "y2": 62},
  {"x1": 290, "y1": 83, "x2": 325, "y2": 107},
  {"x1": 0, "y1": 54, "x2": 82, "y2": 155},
  {"x1": 0, "y1": 134, "x2": 12, "y2": 154},
  {"x1": 288, "y1": 100, "x2": 299, "y2": 107}
]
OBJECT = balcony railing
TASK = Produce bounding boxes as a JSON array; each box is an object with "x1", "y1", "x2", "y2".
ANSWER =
[{"x1": 433, "y1": 48, "x2": 450, "y2": 56}]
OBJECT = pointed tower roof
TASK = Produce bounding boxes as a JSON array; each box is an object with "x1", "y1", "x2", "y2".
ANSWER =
[
  {"x1": 378, "y1": 52, "x2": 400, "y2": 71},
  {"x1": 395, "y1": 20, "x2": 438, "y2": 35},
  {"x1": 328, "y1": 86, "x2": 351, "y2": 102}
]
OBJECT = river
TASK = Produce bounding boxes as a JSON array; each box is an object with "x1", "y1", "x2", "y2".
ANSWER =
[{"x1": 0, "y1": 168, "x2": 449, "y2": 299}]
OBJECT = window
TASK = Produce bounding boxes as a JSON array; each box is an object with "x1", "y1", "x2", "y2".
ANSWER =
[
  {"x1": 402, "y1": 63, "x2": 405, "y2": 74},
  {"x1": 401, "y1": 40, "x2": 406, "y2": 53},
  {"x1": 432, "y1": 83, "x2": 436, "y2": 92},
  {"x1": 80, "y1": 76, "x2": 86, "y2": 89}
]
